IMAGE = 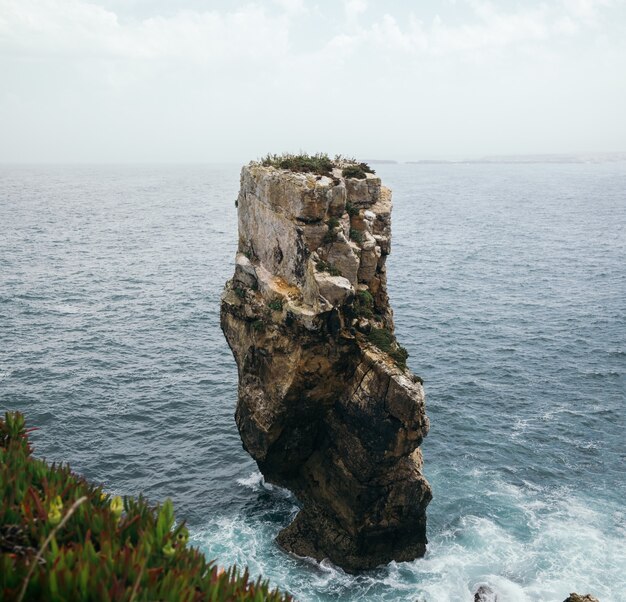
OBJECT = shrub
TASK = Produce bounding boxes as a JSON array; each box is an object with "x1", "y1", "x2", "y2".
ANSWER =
[
  {"x1": 390, "y1": 345, "x2": 409, "y2": 370},
  {"x1": 315, "y1": 260, "x2": 342, "y2": 277},
  {"x1": 268, "y1": 299, "x2": 283, "y2": 312},
  {"x1": 322, "y1": 229, "x2": 338, "y2": 245},
  {"x1": 328, "y1": 266, "x2": 342, "y2": 277},
  {"x1": 260, "y1": 153, "x2": 334, "y2": 176},
  {"x1": 234, "y1": 286, "x2": 246, "y2": 299},
  {"x1": 350, "y1": 229, "x2": 363, "y2": 244},
  {"x1": 326, "y1": 217, "x2": 340, "y2": 230},
  {"x1": 367, "y1": 327, "x2": 409, "y2": 370},
  {"x1": 0, "y1": 412, "x2": 291, "y2": 602},
  {"x1": 367, "y1": 327, "x2": 395, "y2": 353},
  {"x1": 258, "y1": 154, "x2": 374, "y2": 178},
  {"x1": 354, "y1": 290, "x2": 374, "y2": 318},
  {"x1": 346, "y1": 202, "x2": 359, "y2": 217},
  {"x1": 342, "y1": 166, "x2": 367, "y2": 180},
  {"x1": 251, "y1": 319, "x2": 265, "y2": 331}
]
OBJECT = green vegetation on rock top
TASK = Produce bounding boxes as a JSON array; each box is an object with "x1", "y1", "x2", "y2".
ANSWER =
[
  {"x1": 0, "y1": 411, "x2": 291, "y2": 602},
  {"x1": 259, "y1": 153, "x2": 374, "y2": 177},
  {"x1": 342, "y1": 165, "x2": 372, "y2": 180}
]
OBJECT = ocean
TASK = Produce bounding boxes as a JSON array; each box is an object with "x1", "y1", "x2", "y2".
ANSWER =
[{"x1": 1, "y1": 162, "x2": 624, "y2": 601}]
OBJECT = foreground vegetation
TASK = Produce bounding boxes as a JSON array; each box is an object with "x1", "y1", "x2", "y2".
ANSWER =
[
  {"x1": 259, "y1": 153, "x2": 374, "y2": 178},
  {"x1": 0, "y1": 412, "x2": 291, "y2": 602},
  {"x1": 367, "y1": 327, "x2": 410, "y2": 371}
]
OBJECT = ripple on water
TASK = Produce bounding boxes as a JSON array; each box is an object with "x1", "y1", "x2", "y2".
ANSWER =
[{"x1": 1, "y1": 163, "x2": 625, "y2": 601}]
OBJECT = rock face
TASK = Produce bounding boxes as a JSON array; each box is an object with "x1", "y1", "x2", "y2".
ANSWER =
[
  {"x1": 563, "y1": 595, "x2": 600, "y2": 602},
  {"x1": 220, "y1": 161, "x2": 432, "y2": 572}
]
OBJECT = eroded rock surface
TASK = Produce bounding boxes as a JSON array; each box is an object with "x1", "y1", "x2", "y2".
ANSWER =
[{"x1": 220, "y1": 162, "x2": 432, "y2": 572}]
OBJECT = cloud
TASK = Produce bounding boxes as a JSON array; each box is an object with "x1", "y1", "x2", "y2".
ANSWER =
[
  {"x1": 273, "y1": 0, "x2": 307, "y2": 15},
  {"x1": 0, "y1": 0, "x2": 623, "y2": 161},
  {"x1": 561, "y1": 0, "x2": 614, "y2": 24},
  {"x1": 340, "y1": 0, "x2": 609, "y2": 59},
  {"x1": 345, "y1": 0, "x2": 367, "y2": 19},
  {"x1": 0, "y1": 0, "x2": 618, "y2": 66},
  {"x1": 0, "y1": 0, "x2": 290, "y2": 63}
]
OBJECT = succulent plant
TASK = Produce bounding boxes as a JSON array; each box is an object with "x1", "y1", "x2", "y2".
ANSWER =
[{"x1": 0, "y1": 411, "x2": 292, "y2": 602}]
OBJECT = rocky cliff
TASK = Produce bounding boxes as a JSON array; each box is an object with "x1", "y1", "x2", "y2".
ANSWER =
[{"x1": 220, "y1": 157, "x2": 432, "y2": 572}]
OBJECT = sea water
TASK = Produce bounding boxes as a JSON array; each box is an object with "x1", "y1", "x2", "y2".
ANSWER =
[{"x1": 1, "y1": 162, "x2": 624, "y2": 601}]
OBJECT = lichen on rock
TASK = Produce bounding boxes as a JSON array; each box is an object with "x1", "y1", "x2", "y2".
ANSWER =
[{"x1": 220, "y1": 157, "x2": 432, "y2": 572}]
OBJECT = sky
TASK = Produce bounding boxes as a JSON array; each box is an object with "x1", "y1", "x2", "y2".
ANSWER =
[{"x1": 1, "y1": 0, "x2": 625, "y2": 162}]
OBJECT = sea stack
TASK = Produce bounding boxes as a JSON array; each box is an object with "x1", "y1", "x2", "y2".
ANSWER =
[{"x1": 220, "y1": 156, "x2": 432, "y2": 572}]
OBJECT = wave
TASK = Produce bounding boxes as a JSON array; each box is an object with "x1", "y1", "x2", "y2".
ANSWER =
[{"x1": 192, "y1": 478, "x2": 626, "y2": 602}]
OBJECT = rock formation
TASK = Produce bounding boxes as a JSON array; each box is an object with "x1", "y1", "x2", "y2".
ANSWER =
[{"x1": 220, "y1": 158, "x2": 432, "y2": 572}]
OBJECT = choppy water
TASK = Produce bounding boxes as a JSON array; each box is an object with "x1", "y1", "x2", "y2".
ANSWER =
[{"x1": 1, "y1": 162, "x2": 625, "y2": 602}]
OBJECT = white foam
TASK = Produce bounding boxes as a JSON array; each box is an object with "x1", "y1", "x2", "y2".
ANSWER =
[
  {"x1": 236, "y1": 471, "x2": 265, "y2": 490},
  {"x1": 191, "y1": 478, "x2": 625, "y2": 601},
  {"x1": 236, "y1": 471, "x2": 296, "y2": 500}
]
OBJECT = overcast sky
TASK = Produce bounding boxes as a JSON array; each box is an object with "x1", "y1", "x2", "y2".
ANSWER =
[{"x1": 1, "y1": 0, "x2": 625, "y2": 162}]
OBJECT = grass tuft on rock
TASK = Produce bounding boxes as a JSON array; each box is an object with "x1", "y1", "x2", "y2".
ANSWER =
[
  {"x1": 258, "y1": 153, "x2": 374, "y2": 178},
  {"x1": 367, "y1": 327, "x2": 409, "y2": 370},
  {"x1": 315, "y1": 259, "x2": 342, "y2": 277},
  {"x1": 260, "y1": 153, "x2": 335, "y2": 176},
  {"x1": 268, "y1": 299, "x2": 283, "y2": 312},
  {"x1": 322, "y1": 229, "x2": 338, "y2": 245},
  {"x1": 0, "y1": 411, "x2": 291, "y2": 602},
  {"x1": 345, "y1": 202, "x2": 359, "y2": 217},
  {"x1": 354, "y1": 290, "x2": 374, "y2": 318},
  {"x1": 341, "y1": 164, "x2": 367, "y2": 180},
  {"x1": 367, "y1": 327, "x2": 394, "y2": 352},
  {"x1": 251, "y1": 319, "x2": 265, "y2": 332},
  {"x1": 326, "y1": 217, "x2": 340, "y2": 230},
  {"x1": 349, "y1": 229, "x2": 363, "y2": 244}
]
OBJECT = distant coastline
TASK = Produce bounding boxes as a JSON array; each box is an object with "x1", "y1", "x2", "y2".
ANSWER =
[
  {"x1": 372, "y1": 152, "x2": 626, "y2": 165},
  {"x1": 363, "y1": 159, "x2": 399, "y2": 164}
]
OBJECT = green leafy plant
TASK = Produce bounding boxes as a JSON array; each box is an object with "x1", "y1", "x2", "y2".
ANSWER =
[
  {"x1": 354, "y1": 290, "x2": 374, "y2": 318},
  {"x1": 342, "y1": 166, "x2": 366, "y2": 179},
  {"x1": 260, "y1": 153, "x2": 334, "y2": 176},
  {"x1": 367, "y1": 327, "x2": 395, "y2": 353},
  {"x1": 346, "y1": 202, "x2": 359, "y2": 217},
  {"x1": 268, "y1": 299, "x2": 283, "y2": 312},
  {"x1": 234, "y1": 287, "x2": 246, "y2": 299},
  {"x1": 251, "y1": 319, "x2": 265, "y2": 332},
  {"x1": 326, "y1": 217, "x2": 340, "y2": 230},
  {"x1": 0, "y1": 412, "x2": 291, "y2": 602},
  {"x1": 342, "y1": 163, "x2": 374, "y2": 180},
  {"x1": 329, "y1": 266, "x2": 341, "y2": 277},
  {"x1": 258, "y1": 153, "x2": 374, "y2": 178},
  {"x1": 315, "y1": 260, "x2": 342, "y2": 277},
  {"x1": 322, "y1": 217, "x2": 341, "y2": 245},
  {"x1": 349, "y1": 229, "x2": 363, "y2": 244},
  {"x1": 322, "y1": 229, "x2": 338, "y2": 245},
  {"x1": 367, "y1": 327, "x2": 409, "y2": 370},
  {"x1": 390, "y1": 345, "x2": 409, "y2": 370}
]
